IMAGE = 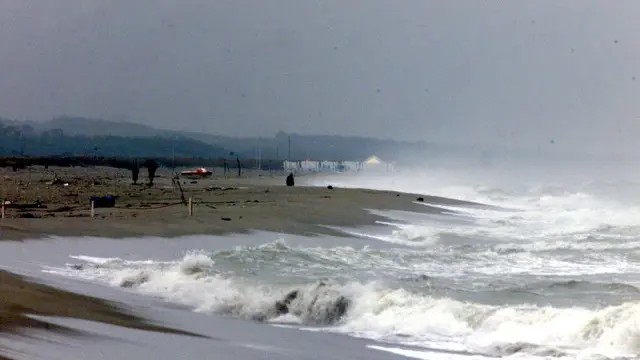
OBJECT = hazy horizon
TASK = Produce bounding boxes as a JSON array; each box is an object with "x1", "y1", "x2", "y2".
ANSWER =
[{"x1": 1, "y1": 1, "x2": 639, "y2": 156}]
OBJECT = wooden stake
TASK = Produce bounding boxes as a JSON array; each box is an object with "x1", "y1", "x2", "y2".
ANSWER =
[
  {"x1": 188, "y1": 197, "x2": 193, "y2": 216},
  {"x1": 1, "y1": 204, "x2": 4, "y2": 220},
  {"x1": 90, "y1": 201, "x2": 95, "y2": 218}
]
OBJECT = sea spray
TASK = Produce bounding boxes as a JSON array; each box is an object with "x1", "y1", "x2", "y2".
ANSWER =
[{"x1": 43, "y1": 244, "x2": 640, "y2": 359}]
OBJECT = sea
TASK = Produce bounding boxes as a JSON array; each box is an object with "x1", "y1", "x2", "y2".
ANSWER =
[{"x1": 2, "y1": 154, "x2": 640, "y2": 360}]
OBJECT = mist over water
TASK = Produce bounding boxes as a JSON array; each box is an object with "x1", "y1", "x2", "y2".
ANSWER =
[{"x1": 10, "y1": 153, "x2": 640, "y2": 360}]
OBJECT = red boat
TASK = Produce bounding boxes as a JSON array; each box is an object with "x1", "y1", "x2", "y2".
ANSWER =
[{"x1": 180, "y1": 167, "x2": 213, "y2": 178}]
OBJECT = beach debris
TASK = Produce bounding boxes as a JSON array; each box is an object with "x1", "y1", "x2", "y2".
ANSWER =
[
  {"x1": 221, "y1": 217, "x2": 232, "y2": 221},
  {"x1": 17, "y1": 212, "x2": 37, "y2": 218},
  {"x1": 6, "y1": 201, "x2": 47, "y2": 209},
  {"x1": 49, "y1": 178, "x2": 65, "y2": 186},
  {"x1": 90, "y1": 195, "x2": 116, "y2": 208},
  {"x1": 206, "y1": 186, "x2": 236, "y2": 192},
  {"x1": 416, "y1": 197, "x2": 425, "y2": 202},
  {"x1": 327, "y1": 185, "x2": 334, "y2": 190},
  {"x1": 286, "y1": 173, "x2": 295, "y2": 187}
]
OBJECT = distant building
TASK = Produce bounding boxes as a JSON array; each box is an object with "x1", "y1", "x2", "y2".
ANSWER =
[{"x1": 282, "y1": 156, "x2": 394, "y2": 173}]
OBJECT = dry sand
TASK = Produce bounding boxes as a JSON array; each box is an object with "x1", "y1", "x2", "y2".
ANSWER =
[
  {"x1": 0, "y1": 165, "x2": 486, "y2": 358},
  {"x1": 0, "y1": 166, "x2": 483, "y2": 241}
]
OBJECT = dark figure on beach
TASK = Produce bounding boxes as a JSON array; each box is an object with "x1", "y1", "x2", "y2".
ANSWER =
[
  {"x1": 131, "y1": 166, "x2": 140, "y2": 184},
  {"x1": 141, "y1": 159, "x2": 159, "y2": 186},
  {"x1": 236, "y1": 157, "x2": 241, "y2": 177},
  {"x1": 286, "y1": 173, "x2": 295, "y2": 187},
  {"x1": 223, "y1": 159, "x2": 228, "y2": 175}
]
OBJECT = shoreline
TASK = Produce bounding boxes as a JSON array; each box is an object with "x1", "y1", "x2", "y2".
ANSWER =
[
  {"x1": 0, "y1": 270, "x2": 205, "y2": 360},
  {"x1": 0, "y1": 166, "x2": 486, "y2": 241},
  {"x1": 0, "y1": 165, "x2": 492, "y2": 359}
]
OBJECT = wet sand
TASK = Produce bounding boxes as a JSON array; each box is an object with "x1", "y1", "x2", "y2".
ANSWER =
[
  {"x1": 0, "y1": 166, "x2": 483, "y2": 241},
  {"x1": 0, "y1": 269, "x2": 204, "y2": 359}
]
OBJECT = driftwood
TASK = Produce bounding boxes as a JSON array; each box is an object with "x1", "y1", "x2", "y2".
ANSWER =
[{"x1": 171, "y1": 173, "x2": 187, "y2": 205}]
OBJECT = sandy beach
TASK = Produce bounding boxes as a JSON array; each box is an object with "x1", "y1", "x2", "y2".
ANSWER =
[{"x1": 0, "y1": 166, "x2": 484, "y2": 241}]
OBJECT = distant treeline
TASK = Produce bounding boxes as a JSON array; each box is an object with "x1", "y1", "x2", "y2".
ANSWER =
[
  {"x1": 0, "y1": 116, "x2": 439, "y2": 163},
  {"x1": 0, "y1": 155, "x2": 285, "y2": 171},
  {"x1": 0, "y1": 122, "x2": 231, "y2": 159}
]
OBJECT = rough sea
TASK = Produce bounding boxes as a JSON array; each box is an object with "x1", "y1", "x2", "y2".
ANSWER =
[{"x1": 2, "y1": 157, "x2": 640, "y2": 360}]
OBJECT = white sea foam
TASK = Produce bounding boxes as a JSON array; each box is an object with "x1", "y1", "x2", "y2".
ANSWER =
[
  {"x1": 44, "y1": 250, "x2": 640, "y2": 360},
  {"x1": 307, "y1": 167, "x2": 640, "y2": 246}
]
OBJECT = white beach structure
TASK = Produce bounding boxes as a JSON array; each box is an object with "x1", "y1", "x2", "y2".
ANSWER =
[
  {"x1": 360, "y1": 155, "x2": 394, "y2": 172},
  {"x1": 282, "y1": 156, "x2": 393, "y2": 173}
]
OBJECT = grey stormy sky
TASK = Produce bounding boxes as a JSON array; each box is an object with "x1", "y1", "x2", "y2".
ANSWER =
[{"x1": 0, "y1": 1, "x2": 639, "y2": 154}]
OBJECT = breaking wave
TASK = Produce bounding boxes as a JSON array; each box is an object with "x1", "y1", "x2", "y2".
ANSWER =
[{"x1": 44, "y1": 242, "x2": 640, "y2": 360}]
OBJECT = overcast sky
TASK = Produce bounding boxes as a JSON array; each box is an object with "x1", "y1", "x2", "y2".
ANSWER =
[{"x1": 1, "y1": 1, "x2": 639, "y2": 154}]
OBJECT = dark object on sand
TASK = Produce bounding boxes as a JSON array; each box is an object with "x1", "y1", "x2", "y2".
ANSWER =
[
  {"x1": 50, "y1": 178, "x2": 65, "y2": 186},
  {"x1": 221, "y1": 217, "x2": 232, "y2": 221},
  {"x1": 17, "y1": 213, "x2": 37, "y2": 218},
  {"x1": 286, "y1": 173, "x2": 295, "y2": 187},
  {"x1": 416, "y1": 197, "x2": 425, "y2": 202},
  {"x1": 327, "y1": 185, "x2": 334, "y2": 190},
  {"x1": 90, "y1": 195, "x2": 116, "y2": 208},
  {"x1": 6, "y1": 201, "x2": 47, "y2": 209}
]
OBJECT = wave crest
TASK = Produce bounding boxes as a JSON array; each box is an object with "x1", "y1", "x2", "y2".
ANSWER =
[{"x1": 46, "y1": 251, "x2": 640, "y2": 359}]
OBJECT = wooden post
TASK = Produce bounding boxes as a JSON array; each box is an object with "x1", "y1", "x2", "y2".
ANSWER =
[
  {"x1": 1, "y1": 204, "x2": 4, "y2": 219},
  {"x1": 90, "y1": 201, "x2": 95, "y2": 218},
  {"x1": 188, "y1": 197, "x2": 193, "y2": 216}
]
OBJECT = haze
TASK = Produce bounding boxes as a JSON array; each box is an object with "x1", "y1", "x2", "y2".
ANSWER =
[{"x1": 1, "y1": 1, "x2": 639, "y2": 155}]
